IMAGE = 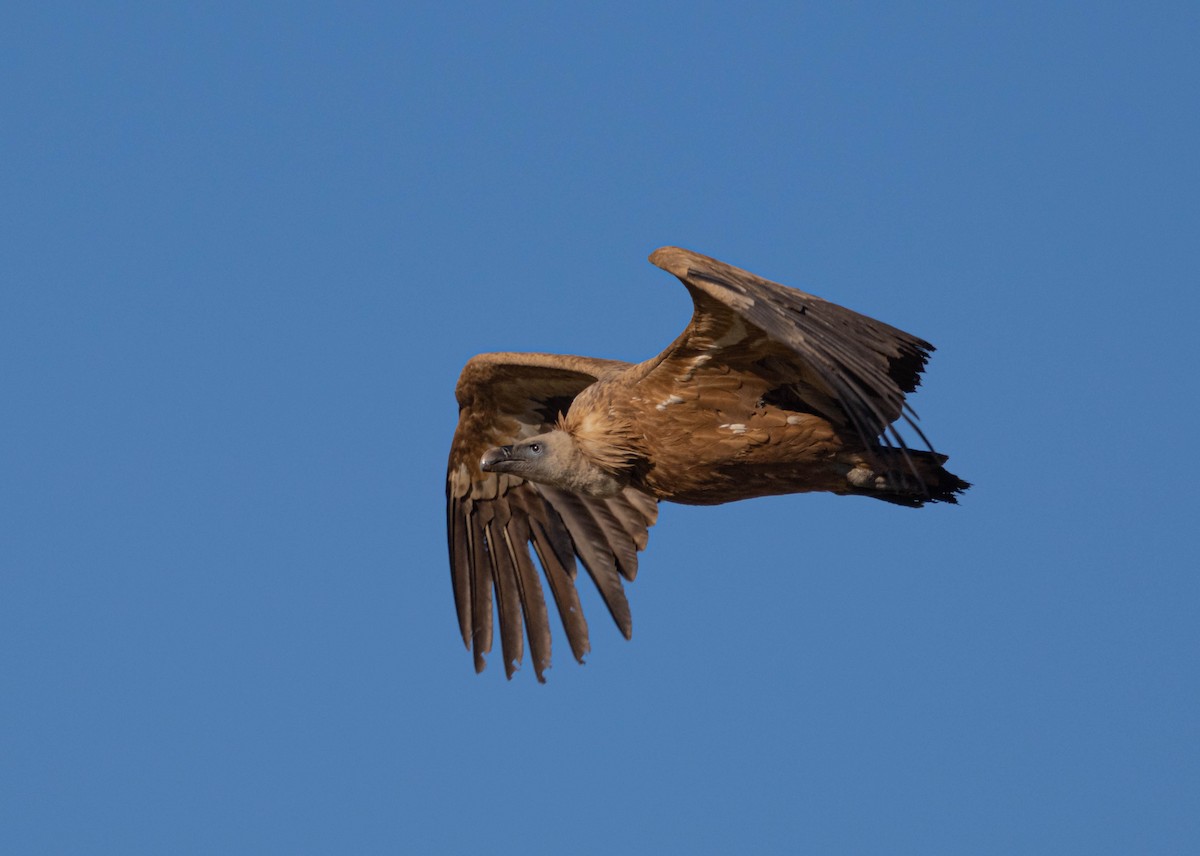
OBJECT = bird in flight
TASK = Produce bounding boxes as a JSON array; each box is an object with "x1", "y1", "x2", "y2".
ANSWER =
[{"x1": 446, "y1": 247, "x2": 968, "y2": 681}]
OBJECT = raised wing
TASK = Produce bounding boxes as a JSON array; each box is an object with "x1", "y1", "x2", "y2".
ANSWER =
[
  {"x1": 446, "y1": 352, "x2": 658, "y2": 681},
  {"x1": 644, "y1": 246, "x2": 937, "y2": 457}
]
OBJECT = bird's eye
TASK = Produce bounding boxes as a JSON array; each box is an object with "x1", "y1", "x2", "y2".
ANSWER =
[{"x1": 529, "y1": 443, "x2": 541, "y2": 453}]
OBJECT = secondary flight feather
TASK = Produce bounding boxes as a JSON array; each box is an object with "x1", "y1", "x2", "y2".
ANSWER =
[{"x1": 446, "y1": 247, "x2": 968, "y2": 681}]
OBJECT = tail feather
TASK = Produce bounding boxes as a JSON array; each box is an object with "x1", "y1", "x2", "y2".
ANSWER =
[{"x1": 849, "y1": 450, "x2": 970, "y2": 507}]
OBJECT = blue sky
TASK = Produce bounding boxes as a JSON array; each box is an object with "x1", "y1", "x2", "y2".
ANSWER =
[{"x1": 3, "y1": 3, "x2": 1197, "y2": 854}]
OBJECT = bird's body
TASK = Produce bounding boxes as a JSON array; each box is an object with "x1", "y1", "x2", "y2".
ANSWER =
[
  {"x1": 447, "y1": 247, "x2": 968, "y2": 680},
  {"x1": 569, "y1": 355, "x2": 853, "y2": 504}
]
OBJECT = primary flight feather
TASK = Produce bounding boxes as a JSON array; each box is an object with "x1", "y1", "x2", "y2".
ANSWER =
[{"x1": 446, "y1": 247, "x2": 968, "y2": 681}]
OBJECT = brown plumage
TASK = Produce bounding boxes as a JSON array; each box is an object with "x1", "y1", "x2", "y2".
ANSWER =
[{"x1": 446, "y1": 247, "x2": 968, "y2": 681}]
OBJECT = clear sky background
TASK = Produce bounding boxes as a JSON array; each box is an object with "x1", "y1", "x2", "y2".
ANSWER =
[{"x1": 3, "y1": 3, "x2": 1197, "y2": 854}]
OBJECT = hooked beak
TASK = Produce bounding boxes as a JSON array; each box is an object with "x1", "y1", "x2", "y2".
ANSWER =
[{"x1": 480, "y1": 445, "x2": 514, "y2": 472}]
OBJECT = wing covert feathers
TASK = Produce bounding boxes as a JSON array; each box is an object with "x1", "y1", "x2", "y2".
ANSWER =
[{"x1": 648, "y1": 246, "x2": 937, "y2": 460}]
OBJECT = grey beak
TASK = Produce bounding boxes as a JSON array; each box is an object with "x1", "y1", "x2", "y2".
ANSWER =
[{"x1": 480, "y1": 445, "x2": 513, "y2": 472}]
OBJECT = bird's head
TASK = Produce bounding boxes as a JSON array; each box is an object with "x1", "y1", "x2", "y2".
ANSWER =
[
  {"x1": 479, "y1": 429, "x2": 625, "y2": 497},
  {"x1": 480, "y1": 430, "x2": 573, "y2": 480}
]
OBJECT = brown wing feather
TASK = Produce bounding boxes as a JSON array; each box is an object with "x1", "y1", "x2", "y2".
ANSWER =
[
  {"x1": 645, "y1": 247, "x2": 937, "y2": 457},
  {"x1": 446, "y1": 352, "x2": 658, "y2": 681},
  {"x1": 535, "y1": 486, "x2": 633, "y2": 639}
]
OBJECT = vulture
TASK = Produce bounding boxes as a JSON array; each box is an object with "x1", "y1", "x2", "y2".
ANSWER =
[{"x1": 446, "y1": 247, "x2": 968, "y2": 681}]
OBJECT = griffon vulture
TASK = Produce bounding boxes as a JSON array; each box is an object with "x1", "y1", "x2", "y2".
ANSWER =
[{"x1": 447, "y1": 247, "x2": 967, "y2": 681}]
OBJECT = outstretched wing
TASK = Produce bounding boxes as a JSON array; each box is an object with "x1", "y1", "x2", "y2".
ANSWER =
[
  {"x1": 446, "y1": 352, "x2": 659, "y2": 682},
  {"x1": 643, "y1": 246, "x2": 937, "y2": 457}
]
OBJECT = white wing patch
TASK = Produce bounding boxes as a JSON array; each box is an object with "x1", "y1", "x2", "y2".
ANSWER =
[
  {"x1": 674, "y1": 353, "x2": 712, "y2": 382},
  {"x1": 710, "y1": 315, "x2": 749, "y2": 349}
]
